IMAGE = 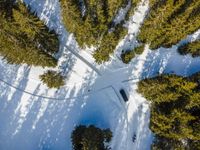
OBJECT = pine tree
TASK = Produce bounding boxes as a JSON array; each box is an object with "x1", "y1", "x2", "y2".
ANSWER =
[
  {"x1": 120, "y1": 44, "x2": 145, "y2": 64},
  {"x1": 138, "y1": 73, "x2": 200, "y2": 148},
  {"x1": 0, "y1": 1, "x2": 59, "y2": 67},
  {"x1": 0, "y1": 0, "x2": 15, "y2": 19},
  {"x1": 138, "y1": 0, "x2": 200, "y2": 50},
  {"x1": 71, "y1": 125, "x2": 112, "y2": 150},
  {"x1": 60, "y1": 0, "x2": 140, "y2": 63},
  {"x1": 40, "y1": 70, "x2": 64, "y2": 88},
  {"x1": 178, "y1": 39, "x2": 200, "y2": 57}
]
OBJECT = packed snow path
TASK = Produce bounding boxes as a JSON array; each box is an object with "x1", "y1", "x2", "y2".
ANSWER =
[
  {"x1": 64, "y1": 45, "x2": 102, "y2": 76},
  {"x1": 0, "y1": 0, "x2": 200, "y2": 150}
]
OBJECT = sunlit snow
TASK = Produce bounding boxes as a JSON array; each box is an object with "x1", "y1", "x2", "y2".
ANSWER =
[{"x1": 0, "y1": 0, "x2": 200, "y2": 150}]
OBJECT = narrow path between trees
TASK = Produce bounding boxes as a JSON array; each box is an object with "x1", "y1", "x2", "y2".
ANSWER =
[
  {"x1": 65, "y1": 45, "x2": 102, "y2": 76},
  {"x1": 0, "y1": 77, "x2": 114, "y2": 100}
]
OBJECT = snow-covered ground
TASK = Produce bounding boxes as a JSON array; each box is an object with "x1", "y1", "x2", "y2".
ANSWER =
[{"x1": 0, "y1": 0, "x2": 200, "y2": 150}]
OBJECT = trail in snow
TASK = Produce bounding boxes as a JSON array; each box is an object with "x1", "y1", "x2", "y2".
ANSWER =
[
  {"x1": 0, "y1": 77, "x2": 112, "y2": 100},
  {"x1": 65, "y1": 45, "x2": 101, "y2": 76},
  {"x1": 100, "y1": 1, "x2": 200, "y2": 149},
  {"x1": 99, "y1": 0, "x2": 149, "y2": 72},
  {"x1": 113, "y1": 0, "x2": 131, "y2": 25},
  {"x1": 0, "y1": 81, "x2": 122, "y2": 150},
  {"x1": 0, "y1": 0, "x2": 200, "y2": 150}
]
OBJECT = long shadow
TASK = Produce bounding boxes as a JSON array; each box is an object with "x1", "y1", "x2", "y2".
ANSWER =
[
  {"x1": 0, "y1": 65, "x2": 33, "y2": 147},
  {"x1": 24, "y1": 0, "x2": 78, "y2": 75},
  {"x1": 0, "y1": 62, "x2": 31, "y2": 111},
  {"x1": 109, "y1": 32, "x2": 200, "y2": 150},
  {"x1": 97, "y1": 2, "x2": 200, "y2": 149},
  {"x1": 6, "y1": 0, "x2": 200, "y2": 149},
  {"x1": 0, "y1": 67, "x2": 120, "y2": 150}
]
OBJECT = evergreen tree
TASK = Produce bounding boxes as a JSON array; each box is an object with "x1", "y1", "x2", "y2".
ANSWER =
[
  {"x1": 121, "y1": 50, "x2": 135, "y2": 64},
  {"x1": 138, "y1": 73, "x2": 200, "y2": 149},
  {"x1": 178, "y1": 39, "x2": 200, "y2": 57},
  {"x1": 71, "y1": 125, "x2": 112, "y2": 150},
  {"x1": 120, "y1": 44, "x2": 145, "y2": 64},
  {"x1": 0, "y1": 1, "x2": 59, "y2": 67},
  {"x1": 60, "y1": 0, "x2": 140, "y2": 63},
  {"x1": 138, "y1": 0, "x2": 200, "y2": 50},
  {"x1": 152, "y1": 136, "x2": 185, "y2": 150},
  {"x1": 0, "y1": 0, "x2": 15, "y2": 19},
  {"x1": 40, "y1": 70, "x2": 65, "y2": 89}
]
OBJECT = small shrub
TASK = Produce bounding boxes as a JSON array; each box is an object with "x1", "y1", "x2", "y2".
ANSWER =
[
  {"x1": 71, "y1": 125, "x2": 112, "y2": 150},
  {"x1": 121, "y1": 50, "x2": 135, "y2": 64},
  {"x1": 40, "y1": 70, "x2": 65, "y2": 89},
  {"x1": 121, "y1": 44, "x2": 144, "y2": 64}
]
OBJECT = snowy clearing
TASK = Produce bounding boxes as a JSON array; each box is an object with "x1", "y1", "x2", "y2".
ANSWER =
[{"x1": 0, "y1": 0, "x2": 200, "y2": 150}]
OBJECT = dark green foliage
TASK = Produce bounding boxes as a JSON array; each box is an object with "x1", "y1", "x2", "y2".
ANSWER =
[
  {"x1": 151, "y1": 136, "x2": 185, "y2": 150},
  {"x1": 93, "y1": 24, "x2": 128, "y2": 63},
  {"x1": 152, "y1": 137, "x2": 200, "y2": 150},
  {"x1": 138, "y1": 75, "x2": 198, "y2": 104},
  {"x1": 71, "y1": 125, "x2": 112, "y2": 150},
  {"x1": 134, "y1": 44, "x2": 145, "y2": 55},
  {"x1": 178, "y1": 40, "x2": 200, "y2": 57},
  {"x1": 187, "y1": 140, "x2": 200, "y2": 150},
  {"x1": 138, "y1": 0, "x2": 200, "y2": 50},
  {"x1": 0, "y1": 1, "x2": 59, "y2": 67},
  {"x1": 60, "y1": 0, "x2": 140, "y2": 63},
  {"x1": 138, "y1": 73, "x2": 200, "y2": 149},
  {"x1": 40, "y1": 70, "x2": 65, "y2": 88},
  {"x1": 125, "y1": 0, "x2": 141, "y2": 20},
  {"x1": 0, "y1": 0, "x2": 14, "y2": 19},
  {"x1": 121, "y1": 50, "x2": 135, "y2": 64},
  {"x1": 121, "y1": 44, "x2": 144, "y2": 64}
]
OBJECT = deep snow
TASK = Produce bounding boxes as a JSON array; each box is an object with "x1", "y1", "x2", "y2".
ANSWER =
[{"x1": 0, "y1": 0, "x2": 200, "y2": 150}]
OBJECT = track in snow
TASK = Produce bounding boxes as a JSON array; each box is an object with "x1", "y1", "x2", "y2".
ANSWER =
[
  {"x1": 0, "y1": 77, "x2": 114, "y2": 101},
  {"x1": 65, "y1": 45, "x2": 102, "y2": 76}
]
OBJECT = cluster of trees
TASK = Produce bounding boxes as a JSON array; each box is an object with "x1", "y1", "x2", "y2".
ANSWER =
[
  {"x1": 178, "y1": 39, "x2": 200, "y2": 57},
  {"x1": 60, "y1": 0, "x2": 140, "y2": 63},
  {"x1": 0, "y1": 0, "x2": 59, "y2": 67},
  {"x1": 71, "y1": 125, "x2": 112, "y2": 150},
  {"x1": 138, "y1": 73, "x2": 200, "y2": 149},
  {"x1": 138, "y1": 0, "x2": 200, "y2": 50},
  {"x1": 121, "y1": 44, "x2": 144, "y2": 64},
  {"x1": 40, "y1": 70, "x2": 65, "y2": 89}
]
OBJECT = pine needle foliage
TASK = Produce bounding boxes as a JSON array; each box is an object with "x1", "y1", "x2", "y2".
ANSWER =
[
  {"x1": 138, "y1": 73, "x2": 200, "y2": 149},
  {"x1": 0, "y1": 1, "x2": 59, "y2": 67},
  {"x1": 40, "y1": 70, "x2": 65, "y2": 89},
  {"x1": 138, "y1": 0, "x2": 200, "y2": 50},
  {"x1": 60, "y1": 0, "x2": 140, "y2": 63},
  {"x1": 0, "y1": 0, "x2": 15, "y2": 19},
  {"x1": 178, "y1": 39, "x2": 200, "y2": 57},
  {"x1": 121, "y1": 44, "x2": 144, "y2": 64},
  {"x1": 121, "y1": 50, "x2": 135, "y2": 64},
  {"x1": 71, "y1": 125, "x2": 112, "y2": 150}
]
